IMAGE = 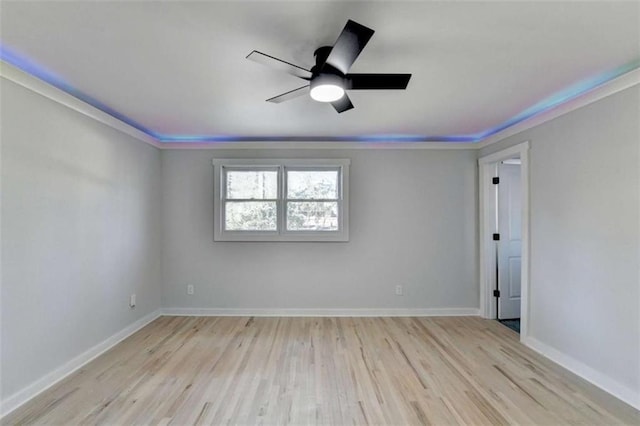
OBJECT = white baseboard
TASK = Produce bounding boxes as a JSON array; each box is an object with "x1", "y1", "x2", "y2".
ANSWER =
[
  {"x1": 161, "y1": 307, "x2": 480, "y2": 317},
  {"x1": 0, "y1": 309, "x2": 162, "y2": 418},
  {"x1": 523, "y1": 336, "x2": 640, "y2": 410}
]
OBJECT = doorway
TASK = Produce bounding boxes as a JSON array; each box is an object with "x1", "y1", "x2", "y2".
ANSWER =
[
  {"x1": 478, "y1": 141, "x2": 530, "y2": 340},
  {"x1": 497, "y1": 158, "x2": 522, "y2": 332}
]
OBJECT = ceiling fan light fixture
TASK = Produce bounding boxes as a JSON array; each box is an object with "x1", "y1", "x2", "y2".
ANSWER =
[
  {"x1": 310, "y1": 84, "x2": 344, "y2": 102},
  {"x1": 310, "y1": 74, "x2": 345, "y2": 102}
]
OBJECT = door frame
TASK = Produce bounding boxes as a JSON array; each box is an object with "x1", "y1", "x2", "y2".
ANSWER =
[{"x1": 478, "y1": 141, "x2": 530, "y2": 340}]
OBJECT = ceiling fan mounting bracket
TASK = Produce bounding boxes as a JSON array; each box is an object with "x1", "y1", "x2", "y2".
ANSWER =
[
  {"x1": 311, "y1": 46, "x2": 342, "y2": 80},
  {"x1": 313, "y1": 46, "x2": 333, "y2": 68}
]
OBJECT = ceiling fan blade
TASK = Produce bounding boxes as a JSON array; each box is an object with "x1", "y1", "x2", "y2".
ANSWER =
[
  {"x1": 266, "y1": 85, "x2": 310, "y2": 103},
  {"x1": 324, "y1": 20, "x2": 375, "y2": 75},
  {"x1": 346, "y1": 74, "x2": 412, "y2": 90},
  {"x1": 331, "y1": 94, "x2": 354, "y2": 113},
  {"x1": 247, "y1": 50, "x2": 312, "y2": 80}
]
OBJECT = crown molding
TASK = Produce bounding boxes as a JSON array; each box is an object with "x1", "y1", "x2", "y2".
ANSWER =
[
  {"x1": 476, "y1": 67, "x2": 640, "y2": 149},
  {"x1": 3, "y1": 59, "x2": 638, "y2": 151},
  {"x1": 158, "y1": 141, "x2": 477, "y2": 150},
  {"x1": 0, "y1": 61, "x2": 162, "y2": 149}
]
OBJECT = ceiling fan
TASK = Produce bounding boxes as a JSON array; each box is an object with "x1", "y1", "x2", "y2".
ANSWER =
[{"x1": 246, "y1": 19, "x2": 412, "y2": 113}]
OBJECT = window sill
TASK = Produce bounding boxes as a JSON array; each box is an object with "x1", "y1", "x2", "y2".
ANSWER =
[{"x1": 214, "y1": 231, "x2": 349, "y2": 242}]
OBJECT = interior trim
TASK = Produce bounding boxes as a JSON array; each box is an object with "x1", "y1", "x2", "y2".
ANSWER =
[
  {"x1": 478, "y1": 141, "x2": 531, "y2": 340},
  {"x1": 477, "y1": 67, "x2": 640, "y2": 148},
  {"x1": 161, "y1": 307, "x2": 481, "y2": 317},
  {"x1": 0, "y1": 309, "x2": 163, "y2": 419},
  {"x1": 2, "y1": 59, "x2": 638, "y2": 150},
  {"x1": 161, "y1": 141, "x2": 478, "y2": 150},
  {"x1": 523, "y1": 336, "x2": 640, "y2": 410},
  {"x1": 0, "y1": 61, "x2": 162, "y2": 148}
]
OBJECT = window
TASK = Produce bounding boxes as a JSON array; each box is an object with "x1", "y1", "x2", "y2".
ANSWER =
[{"x1": 213, "y1": 159, "x2": 350, "y2": 241}]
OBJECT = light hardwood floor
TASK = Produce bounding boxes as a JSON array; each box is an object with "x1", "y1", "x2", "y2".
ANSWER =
[{"x1": 5, "y1": 316, "x2": 639, "y2": 425}]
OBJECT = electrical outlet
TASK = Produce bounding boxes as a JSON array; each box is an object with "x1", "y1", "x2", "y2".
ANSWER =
[
  {"x1": 187, "y1": 285, "x2": 195, "y2": 295},
  {"x1": 395, "y1": 285, "x2": 403, "y2": 296},
  {"x1": 129, "y1": 293, "x2": 136, "y2": 308}
]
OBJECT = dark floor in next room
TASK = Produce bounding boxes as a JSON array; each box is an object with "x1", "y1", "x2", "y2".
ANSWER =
[{"x1": 499, "y1": 319, "x2": 521, "y2": 333}]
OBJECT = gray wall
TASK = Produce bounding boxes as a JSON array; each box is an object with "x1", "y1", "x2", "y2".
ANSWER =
[
  {"x1": 480, "y1": 86, "x2": 640, "y2": 397},
  {"x1": 0, "y1": 80, "x2": 163, "y2": 399},
  {"x1": 161, "y1": 149, "x2": 478, "y2": 311}
]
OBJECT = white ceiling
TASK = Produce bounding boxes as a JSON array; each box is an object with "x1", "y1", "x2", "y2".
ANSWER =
[{"x1": 1, "y1": 1, "x2": 639, "y2": 140}]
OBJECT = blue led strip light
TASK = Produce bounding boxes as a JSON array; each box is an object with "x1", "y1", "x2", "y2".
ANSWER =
[
  {"x1": 2, "y1": 44, "x2": 638, "y2": 143},
  {"x1": 156, "y1": 134, "x2": 478, "y2": 143},
  {"x1": 0, "y1": 45, "x2": 160, "y2": 138},
  {"x1": 473, "y1": 59, "x2": 640, "y2": 140}
]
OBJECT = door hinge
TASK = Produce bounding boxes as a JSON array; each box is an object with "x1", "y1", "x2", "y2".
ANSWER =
[
  {"x1": 493, "y1": 233, "x2": 500, "y2": 241},
  {"x1": 492, "y1": 177, "x2": 500, "y2": 184},
  {"x1": 493, "y1": 289, "x2": 501, "y2": 297}
]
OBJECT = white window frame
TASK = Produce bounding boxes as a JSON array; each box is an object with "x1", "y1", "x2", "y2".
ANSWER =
[{"x1": 212, "y1": 158, "x2": 350, "y2": 242}]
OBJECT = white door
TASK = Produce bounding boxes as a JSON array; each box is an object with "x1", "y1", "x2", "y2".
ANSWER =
[{"x1": 497, "y1": 162, "x2": 522, "y2": 319}]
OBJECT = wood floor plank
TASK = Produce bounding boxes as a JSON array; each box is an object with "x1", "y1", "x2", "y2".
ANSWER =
[{"x1": 4, "y1": 316, "x2": 639, "y2": 425}]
